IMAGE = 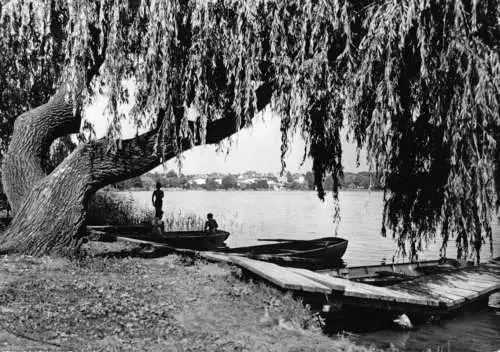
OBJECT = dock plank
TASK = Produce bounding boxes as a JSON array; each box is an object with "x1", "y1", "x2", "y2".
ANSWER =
[
  {"x1": 289, "y1": 268, "x2": 347, "y2": 290},
  {"x1": 431, "y1": 284, "x2": 482, "y2": 298},
  {"x1": 229, "y1": 257, "x2": 331, "y2": 294},
  {"x1": 436, "y1": 276, "x2": 486, "y2": 292},
  {"x1": 418, "y1": 284, "x2": 466, "y2": 303},
  {"x1": 449, "y1": 279, "x2": 497, "y2": 291},
  {"x1": 389, "y1": 286, "x2": 449, "y2": 306},
  {"x1": 484, "y1": 262, "x2": 500, "y2": 269},
  {"x1": 390, "y1": 261, "x2": 500, "y2": 308},
  {"x1": 290, "y1": 268, "x2": 439, "y2": 306},
  {"x1": 343, "y1": 286, "x2": 439, "y2": 306},
  {"x1": 428, "y1": 285, "x2": 480, "y2": 300},
  {"x1": 463, "y1": 269, "x2": 500, "y2": 280},
  {"x1": 391, "y1": 285, "x2": 455, "y2": 306},
  {"x1": 409, "y1": 270, "x2": 498, "y2": 289},
  {"x1": 198, "y1": 252, "x2": 234, "y2": 263},
  {"x1": 448, "y1": 272, "x2": 499, "y2": 287}
]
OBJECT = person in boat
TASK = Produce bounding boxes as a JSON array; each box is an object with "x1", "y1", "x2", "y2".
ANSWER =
[
  {"x1": 152, "y1": 182, "x2": 164, "y2": 218},
  {"x1": 151, "y1": 211, "x2": 164, "y2": 237},
  {"x1": 0, "y1": 193, "x2": 10, "y2": 218},
  {"x1": 204, "y1": 213, "x2": 218, "y2": 233}
]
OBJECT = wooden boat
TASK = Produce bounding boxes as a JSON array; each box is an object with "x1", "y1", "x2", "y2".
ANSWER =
[
  {"x1": 88, "y1": 225, "x2": 230, "y2": 250},
  {"x1": 218, "y1": 237, "x2": 348, "y2": 270},
  {"x1": 151, "y1": 230, "x2": 230, "y2": 250},
  {"x1": 318, "y1": 258, "x2": 472, "y2": 286}
]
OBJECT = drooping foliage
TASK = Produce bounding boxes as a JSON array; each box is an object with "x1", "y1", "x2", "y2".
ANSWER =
[
  {"x1": 0, "y1": 0, "x2": 65, "y2": 157},
  {"x1": 0, "y1": 0, "x2": 499, "y2": 261},
  {"x1": 346, "y1": 0, "x2": 500, "y2": 261}
]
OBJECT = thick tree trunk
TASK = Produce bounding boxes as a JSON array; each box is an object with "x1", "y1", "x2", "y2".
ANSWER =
[
  {"x1": 0, "y1": 82, "x2": 273, "y2": 256},
  {"x1": 0, "y1": 131, "x2": 167, "y2": 256},
  {"x1": 0, "y1": 152, "x2": 91, "y2": 256},
  {"x1": 1, "y1": 89, "x2": 80, "y2": 213}
]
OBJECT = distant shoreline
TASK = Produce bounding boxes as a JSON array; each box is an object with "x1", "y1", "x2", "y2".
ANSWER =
[{"x1": 110, "y1": 188, "x2": 384, "y2": 193}]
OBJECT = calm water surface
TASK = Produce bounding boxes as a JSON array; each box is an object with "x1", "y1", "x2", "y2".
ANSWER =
[
  {"x1": 131, "y1": 190, "x2": 500, "y2": 265},
  {"x1": 129, "y1": 190, "x2": 499, "y2": 351}
]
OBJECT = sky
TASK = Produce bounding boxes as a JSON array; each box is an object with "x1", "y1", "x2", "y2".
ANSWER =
[{"x1": 85, "y1": 96, "x2": 368, "y2": 175}]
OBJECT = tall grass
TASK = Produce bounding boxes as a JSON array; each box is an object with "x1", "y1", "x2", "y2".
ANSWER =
[
  {"x1": 87, "y1": 192, "x2": 205, "y2": 231},
  {"x1": 87, "y1": 192, "x2": 151, "y2": 225},
  {"x1": 163, "y1": 211, "x2": 205, "y2": 231}
]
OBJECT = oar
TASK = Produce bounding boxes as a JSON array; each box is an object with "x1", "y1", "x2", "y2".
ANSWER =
[{"x1": 257, "y1": 238, "x2": 309, "y2": 242}]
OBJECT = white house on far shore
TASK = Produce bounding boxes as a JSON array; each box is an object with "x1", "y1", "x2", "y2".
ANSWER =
[
  {"x1": 294, "y1": 175, "x2": 305, "y2": 184},
  {"x1": 190, "y1": 178, "x2": 206, "y2": 186}
]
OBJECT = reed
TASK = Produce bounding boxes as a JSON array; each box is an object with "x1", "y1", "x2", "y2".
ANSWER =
[
  {"x1": 87, "y1": 192, "x2": 205, "y2": 231},
  {"x1": 163, "y1": 211, "x2": 205, "y2": 231}
]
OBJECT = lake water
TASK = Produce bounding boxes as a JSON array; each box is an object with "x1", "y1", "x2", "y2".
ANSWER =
[
  {"x1": 130, "y1": 190, "x2": 500, "y2": 265},
  {"x1": 128, "y1": 190, "x2": 500, "y2": 351}
]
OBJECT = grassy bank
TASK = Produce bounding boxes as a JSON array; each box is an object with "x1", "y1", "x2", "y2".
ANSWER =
[{"x1": 0, "y1": 240, "x2": 381, "y2": 352}]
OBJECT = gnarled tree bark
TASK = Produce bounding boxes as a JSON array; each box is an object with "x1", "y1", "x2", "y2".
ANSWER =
[
  {"x1": 0, "y1": 82, "x2": 273, "y2": 256},
  {"x1": 1, "y1": 89, "x2": 80, "y2": 212}
]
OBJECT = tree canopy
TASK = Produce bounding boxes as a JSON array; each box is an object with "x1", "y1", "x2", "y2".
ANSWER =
[{"x1": 0, "y1": 0, "x2": 499, "y2": 260}]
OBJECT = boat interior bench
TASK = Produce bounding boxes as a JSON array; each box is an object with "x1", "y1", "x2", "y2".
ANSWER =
[{"x1": 275, "y1": 249, "x2": 304, "y2": 253}]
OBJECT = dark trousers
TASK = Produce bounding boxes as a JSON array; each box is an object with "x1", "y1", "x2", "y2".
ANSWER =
[{"x1": 155, "y1": 202, "x2": 163, "y2": 218}]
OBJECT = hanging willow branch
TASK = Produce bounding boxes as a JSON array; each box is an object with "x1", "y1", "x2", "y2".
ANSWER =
[{"x1": 346, "y1": 0, "x2": 500, "y2": 261}]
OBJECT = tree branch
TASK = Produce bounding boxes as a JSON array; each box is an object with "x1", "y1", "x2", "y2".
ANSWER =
[{"x1": 86, "y1": 81, "x2": 274, "y2": 189}]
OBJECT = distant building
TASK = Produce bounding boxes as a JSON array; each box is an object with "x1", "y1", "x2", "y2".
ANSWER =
[
  {"x1": 294, "y1": 175, "x2": 305, "y2": 184},
  {"x1": 190, "y1": 178, "x2": 206, "y2": 186},
  {"x1": 238, "y1": 178, "x2": 257, "y2": 186},
  {"x1": 267, "y1": 180, "x2": 283, "y2": 191}
]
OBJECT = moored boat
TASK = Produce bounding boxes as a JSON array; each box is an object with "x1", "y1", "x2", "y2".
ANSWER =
[
  {"x1": 88, "y1": 225, "x2": 230, "y2": 250},
  {"x1": 151, "y1": 230, "x2": 230, "y2": 250},
  {"x1": 318, "y1": 258, "x2": 472, "y2": 286},
  {"x1": 218, "y1": 237, "x2": 348, "y2": 270}
]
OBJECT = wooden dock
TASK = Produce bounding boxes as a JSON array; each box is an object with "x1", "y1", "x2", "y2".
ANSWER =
[
  {"x1": 227, "y1": 256, "x2": 500, "y2": 314},
  {"x1": 111, "y1": 236, "x2": 500, "y2": 314}
]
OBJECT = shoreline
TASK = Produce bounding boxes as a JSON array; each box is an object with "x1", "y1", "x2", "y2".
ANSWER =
[
  {"x1": 0, "y1": 240, "x2": 381, "y2": 351},
  {"x1": 111, "y1": 188, "x2": 385, "y2": 193}
]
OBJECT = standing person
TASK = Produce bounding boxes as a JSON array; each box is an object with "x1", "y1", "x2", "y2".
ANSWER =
[
  {"x1": 152, "y1": 182, "x2": 164, "y2": 218},
  {"x1": 204, "y1": 213, "x2": 218, "y2": 233}
]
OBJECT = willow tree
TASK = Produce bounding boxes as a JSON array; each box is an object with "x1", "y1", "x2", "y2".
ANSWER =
[{"x1": 0, "y1": 0, "x2": 498, "y2": 261}]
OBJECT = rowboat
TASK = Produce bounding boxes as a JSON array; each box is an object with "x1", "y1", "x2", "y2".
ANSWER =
[
  {"x1": 88, "y1": 225, "x2": 230, "y2": 250},
  {"x1": 151, "y1": 230, "x2": 230, "y2": 250},
  {"x1": 318, "y1": 258, "x2": 472, "y2": 286},
  {"x1": 218, "y1": 237, "x2": 348, "y2": 270}
]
